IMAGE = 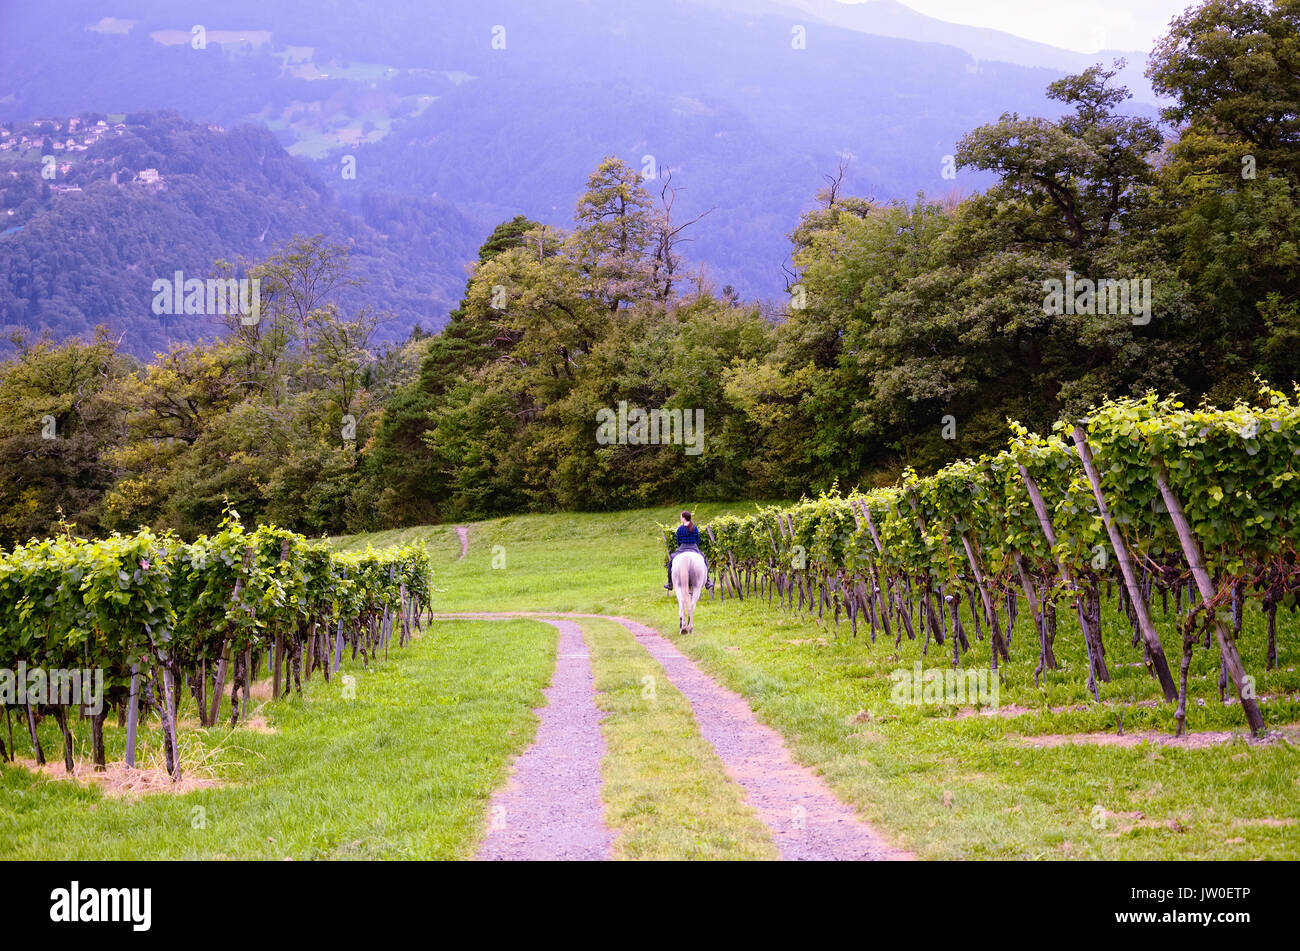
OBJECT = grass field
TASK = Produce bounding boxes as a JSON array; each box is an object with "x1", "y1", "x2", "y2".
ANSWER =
[
  {"x1": 0, "y1": 616, "x2": 554, "y2": 859},
  {"x1": 3, "y1": 503, "x2": 1297, "y2": 859}
]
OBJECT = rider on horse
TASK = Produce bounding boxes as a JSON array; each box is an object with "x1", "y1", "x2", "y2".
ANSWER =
[{"x1": 665, "y1": 510, "x2": 714, "y2": 590}]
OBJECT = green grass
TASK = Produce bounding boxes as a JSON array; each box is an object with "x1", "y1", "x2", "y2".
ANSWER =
[
  {"x1": 0, "y1": 618, "x2": 555, "y2": 859},
  {"x1": 633, "y1": 601, "x2": 1300, "y2": 860},
  {"x1": 331, "y1": 503, "x2": 769, "y2": 615},
  {"x1": 580, "y1": 616, "x2": 776, "y2": 860},
  {"x1": 340, "y1": 504, "x2": 1300, "y2": 859}
]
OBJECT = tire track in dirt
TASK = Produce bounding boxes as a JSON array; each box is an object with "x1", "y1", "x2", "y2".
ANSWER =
[
  {"x1": 472, "y1": 617, "x2": 612, "y2": 861},
  {"x1": 437, "y1": 611, "x2": 911, "y2": 861}
]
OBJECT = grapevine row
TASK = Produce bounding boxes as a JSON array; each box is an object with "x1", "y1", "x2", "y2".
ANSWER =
[
  {"x1": 0, "y1": 513, "x2": 433, "y2": 780},
  {"x1": 673, "y1": 389, "x2": 1300, "y2": 737}
]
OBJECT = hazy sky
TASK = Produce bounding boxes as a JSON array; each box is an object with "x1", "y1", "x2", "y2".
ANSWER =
[{"x1": 896, "y1": 0, "x2": 1195, "y2": 53}]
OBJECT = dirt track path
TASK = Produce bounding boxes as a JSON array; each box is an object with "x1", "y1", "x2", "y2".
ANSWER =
[
  {"x1": 473, "y1": 618, "x2": 612, "y2": 861},
  {"x1": 437, "y1": 611, "x2": 909, "y2": 861},
  {"x1": 454, "y1": 526, "x2": 469, "y2": 559}
]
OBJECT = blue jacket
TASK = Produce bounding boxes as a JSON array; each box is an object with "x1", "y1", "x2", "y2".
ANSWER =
[{"x1": 676, "y1": 524, "x2": 701, "y2": 547}]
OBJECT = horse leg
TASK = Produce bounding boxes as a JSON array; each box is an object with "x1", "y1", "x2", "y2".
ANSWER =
[{"x1": 688, "y1": 569, "x2": 705, "y2": 634}]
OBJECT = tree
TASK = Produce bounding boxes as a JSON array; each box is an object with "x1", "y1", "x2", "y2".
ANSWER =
[
  {"x1": 1147, "y1": 0, "x2": 1300, "y2": 394},
  {"x1": 353, "y1": 216, "x2": 540, "y2": 528},
  {"x1": 100, "y1": 342, "x2": 247, "y2": 532},
  {"x1": 570, "y1": 157, "x2": 659, "y2": 313},
  {"x1": 1149, "y1": 0, "x2": 1300, "y2": 180},
  {"x1": 0, "y1": 329, "x2": 126, "y2": 544},
  {"x1": 956, "y1": 62, "x2": 1162, "y2": 253}
]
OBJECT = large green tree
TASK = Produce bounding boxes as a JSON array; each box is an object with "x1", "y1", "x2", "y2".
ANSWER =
[
  {"x1": 0, "y1": 330, "x2": 126, "y2": 544},
  {"x1": 1148, "y1": 0, "x2": 1300, "y2": 395}
]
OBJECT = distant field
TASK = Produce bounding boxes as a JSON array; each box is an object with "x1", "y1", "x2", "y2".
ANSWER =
[{"x1": 149, "y1": 29, "x2": 274, "y2": 47}]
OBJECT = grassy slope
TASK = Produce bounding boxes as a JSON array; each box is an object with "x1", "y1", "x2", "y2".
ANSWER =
[
  {"x1": 0, "y1": 600, "x2": 556, "y2": 859},
  {"x1": 335, "y1": 505, "x2": 1300, "y2": 860}
]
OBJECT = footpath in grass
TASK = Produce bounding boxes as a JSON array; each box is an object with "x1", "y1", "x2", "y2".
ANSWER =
[
  {"x1": 0, "y1": 617, "x2": 555, "y2": 860},
  {"x1": 348, "y1": 507, "x2": 1300, "y2": 860},
  {"x1": 580, "y1": 615, "x2": 776, "y2": 860}
]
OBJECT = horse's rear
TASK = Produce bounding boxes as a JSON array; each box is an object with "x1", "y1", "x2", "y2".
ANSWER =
[{"x1": 671, "y1": 550, "x2": 706, "y2": 635}]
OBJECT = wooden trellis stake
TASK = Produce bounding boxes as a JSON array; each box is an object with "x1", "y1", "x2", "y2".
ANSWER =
[
  {"x1": 853, "y1": 499, "x2": 893, "y2": 643},
  {"x1": 953, "y1": 524, "x2": 1010, "y2": 668},
  {"x1": 124, "y1": 664, "x2": 140, "y2": 768},
  {"x1": 1014, "y1": 553, "x2": 1059, "y2": 687},
  {"x1": 1152, "y1": 462, "x2": 1266, "y2": 737},
  {"x1": 1017, "y1": 464, "x2": 1112, "y2": 686},
  {"x1": 903, "y1": 491, "x2": 946, "y2": 651},
  {"x1": 1070, "y1": 426, "x2": 1179, "y2": 702}
]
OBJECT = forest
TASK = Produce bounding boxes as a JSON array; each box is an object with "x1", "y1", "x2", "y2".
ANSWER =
[
  {"x1": 0, "y1": 114, "x2": 478, "y2": 355},
  {"x1": 0, "y1": 0, "x2": 1295, "y2": 545}
]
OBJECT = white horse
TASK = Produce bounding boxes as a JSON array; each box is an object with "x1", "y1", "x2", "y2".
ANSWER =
[{"x1": 671, "y1": 549, "x2": 707, "y2": 635}]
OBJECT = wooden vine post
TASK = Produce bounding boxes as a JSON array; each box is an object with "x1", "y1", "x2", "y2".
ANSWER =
[
  {"x1": 160, "y1": 656, "x2": 181, "y2": 781},
  {"x1": 765, "y1": 524, "x2": 780, "y2": 607},
  {"x1": 1152, "y1": 462, "x2": 1267, "y2": 737},
  {"x1": 787, "y1": 514, "x2": 802, "y2": 610},
  {"x1": 272, "y1": 537, "x2": 293, "y2": 700},
  {"x1": 143, "y1": 617, "x2": 181, "y2": 781},
  {"x1": 124, "y1": 663, "x2": 140, "y2": 768},
  {"x1": 209, "y1": 545, "x2": 253, "y2": 726},
  {"x1": 1013, "y1": 553, "x2": 1059, "y2": 687},
  {"x1": 845, "y1": 501, "x2": 867, "y2": 641},
  {"x1": 333, "y1": 565, "x2": 348, "y2": 673},
  {"x1": 384, "y1": 563, "x2": 396, "y2": 658},
  {"x1": 704, "y1": 525, "x2": 723, "y2": 600},
  {"x1": 953, "y1": 526, "x2": 1010, "y2": 668},
  {"x1": 241, "y1": 648, "x2": 252, "y2": 722},
  {"x1": 903, "y1": 491, "x2": 945, "y2": 651},
  {"x1": 1017, "y1": 464, "x2": 1111, "y2": 684},
  {"x1": 854, "y1": 501, "x2": 894, "y2": 644},
  {"x1": 1070, "y1": 425, "x2": 1180, "y2": 702}
]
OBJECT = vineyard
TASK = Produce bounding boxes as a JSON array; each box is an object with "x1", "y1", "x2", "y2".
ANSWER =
[
  {"x1": 0, "y1": 513, "x2": 432, "y2": 781},
  {"x1": 676, "y1": 390, "x2": 1300, "y2": 737}
]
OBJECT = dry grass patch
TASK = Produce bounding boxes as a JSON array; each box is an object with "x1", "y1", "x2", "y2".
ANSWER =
[
  {"x1": 11, "y1": 757, "x2": 223, "y2": 797},
  {"x1": 1018, "y1": 722, "x2": 1300, "y2": 749}
]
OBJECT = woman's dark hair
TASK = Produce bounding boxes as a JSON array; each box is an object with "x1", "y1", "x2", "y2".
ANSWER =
[{"x1": 681, "y1": 510, "x2": 693, "y2": 525}]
